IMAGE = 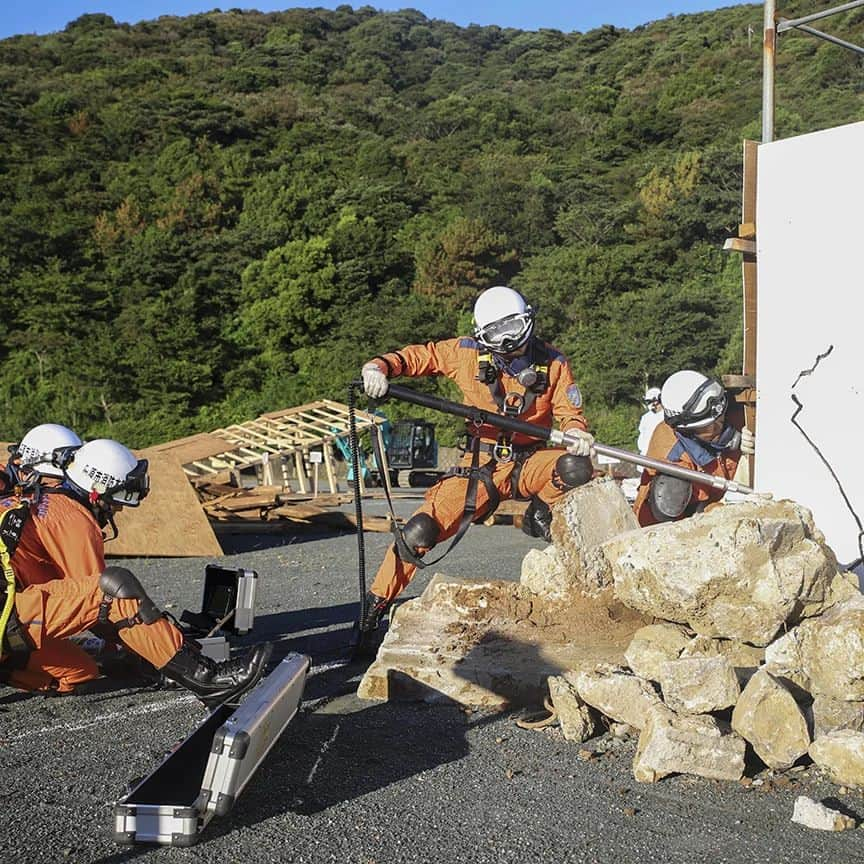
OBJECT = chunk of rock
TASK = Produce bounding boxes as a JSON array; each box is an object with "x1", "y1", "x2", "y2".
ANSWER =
[
  {"x1": 659, "y1": 656, "x2": 740, "y2": 715},
  {"x1": 358, "y1": 575, "x2": 648, "y2": 707},
  {"x1": 550, "y1": 477, "x2": 639, "y2": 597},
  {"x1": 809, "y1": 730, "x2": 864, "y2": 787},
  {"x1": 603, "y1": 499, "x2": 854, "y2": 646},
  {"x1": 811, "y1": 696, "x2": 864, "y2": 738},
  {"x1": 547, "y1": 675, "x2": 598, "y2": 743},
  {"x1": 624, "y1": 623, "x2": 691, "y2": 682},
  {"x1": 633, "y1": 706, "x2": 746, "y2": 783},
  {"x1": 731, "y1": 669, "x2": 810, "y2": 771},
  {"x1": 764, "y1": 595, "x2": 864, "y2": 701},
  {"x1": 520, "y1": 545, "x2": 569, "y2": 599},
  {"x1": 565, "y1": 665, "x2": 662, "y2": 730},
  {"x1": 791, "y1": 796, "x2": 857, "y2": 831}
]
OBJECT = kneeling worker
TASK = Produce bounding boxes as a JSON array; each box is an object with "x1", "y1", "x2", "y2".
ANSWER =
[
  {"x1": 357, "y1": 285, "x2": 596, "y2": 647},
  {"x1": 0, "y1": 438, "x2": 271, "y2": 704},
  {"x1": 633, "y1": 370, "x2": 754, "y2": 527}
]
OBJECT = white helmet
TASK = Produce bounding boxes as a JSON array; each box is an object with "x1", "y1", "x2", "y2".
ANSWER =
[
  {"x1": 65, "y1": 439, "x2": 149, "y2": 507},
  {"x1": 661, "y1": 370, "x2": 727, "y2": 431},
  {"x1": 13, "y1": 423, "x2": 82, "y2": 478},
  {"x1": 643, "y1": 387, "x2": 661, "y2": 405},
  {"x1": 473, "y1": 286, "x2": 535, "y2": 354}
]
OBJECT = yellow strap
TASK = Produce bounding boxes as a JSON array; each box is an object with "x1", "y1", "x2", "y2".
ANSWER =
[{"x1": 0, "y1": 503, "x2": 29, "y2": 644}]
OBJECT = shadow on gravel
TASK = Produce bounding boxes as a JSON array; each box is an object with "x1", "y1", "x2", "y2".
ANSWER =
[{"x1": 218, "y1": 529, "x2": 353, "y2": 555}]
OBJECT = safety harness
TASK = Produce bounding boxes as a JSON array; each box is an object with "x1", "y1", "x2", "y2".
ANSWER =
[
  {"x1": 369, "y1": 341, "x2": 552, "y2": 570},
  {"x1": 0, "y1": 501, "x2": 33, "y2": 668}
]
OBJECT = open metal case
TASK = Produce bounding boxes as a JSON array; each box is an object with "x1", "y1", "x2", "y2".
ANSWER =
[{"x1": 113, "y1": 653, "x2": 309, "y2": 846}]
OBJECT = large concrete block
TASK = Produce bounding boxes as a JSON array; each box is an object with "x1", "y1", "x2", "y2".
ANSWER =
[
  {"x1": 602, "y1": 500, "x2": 855, "y2": 646},
  {"x1": 565, "y1": 665, "x2": 662, "y2": 730},
  {"x1": 809, "y1": 730, "x2": 864, "y2": 787},
  {"x1": 765, "y1": 595, "x2": 864, "y2": 701},
  {"x1": 358, "y1": 575, "x2": 649, "y2": 708},
  {"x1": 658, "y1": 656, "x2": 740, "y2": 715},
  {"x1": 550, "y1": 476, "x2": 639, "y2": 597},
  {"x1": 731, "y1": 669, "x2": 810, "y2": 771},
  {"x1": 633, "y1": 706, "x2": 746, "y2": 783}
]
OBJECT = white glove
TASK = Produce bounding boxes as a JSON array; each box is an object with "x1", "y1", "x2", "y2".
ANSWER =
[
  {"x1": 362, "y1": 362, "x2": 389, "y2": 399},
  {"x1": 566, "y1": 429, "x2": 595, "y2": 458},
  {"x1": 740, "y1": 428, "x2": 755, "y2": 456}
]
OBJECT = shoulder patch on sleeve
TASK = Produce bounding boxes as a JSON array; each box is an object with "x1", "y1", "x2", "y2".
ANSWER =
[{"x1": 566, "y1": 384, "x2": 582, "y2": 408}]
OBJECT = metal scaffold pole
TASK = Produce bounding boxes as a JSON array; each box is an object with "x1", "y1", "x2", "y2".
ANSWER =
[{"x1": 762, "y1": 0, "x2": 776, "y2": 143}]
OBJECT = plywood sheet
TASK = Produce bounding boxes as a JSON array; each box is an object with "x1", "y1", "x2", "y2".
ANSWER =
[
  {"x1": 756, "y1": 120, "x2": 864, "y2": 564},
  {"x1": 107, "y1": 448, "x2": 222, "y2": 558},
  {"x1": 150, "y1": 432, "x2": 239, "y2": 464}
]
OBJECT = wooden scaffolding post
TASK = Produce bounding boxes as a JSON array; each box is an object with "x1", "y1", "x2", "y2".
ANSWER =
[
  {"x1": 723, "y1": 139, "x2": 759, "y2": 483},
  {"x1": 323, "y1": 442, "x2": 338, "y2": 494}
]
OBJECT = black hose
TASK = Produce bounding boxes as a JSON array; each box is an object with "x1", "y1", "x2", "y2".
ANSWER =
[{"x1": 347, "y1": 381, "x2": 367, "y2": 629}]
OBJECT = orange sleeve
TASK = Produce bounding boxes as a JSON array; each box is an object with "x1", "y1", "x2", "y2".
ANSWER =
[
  {"x1": 35, "y1": 497, "x2": 105, "y2": 584},
  {"x1": 548, "y1": 356, "x2": 588, "y2": 434},
  {"x1": 367, "y1": 338, "x2": 463, "y2": 380}
]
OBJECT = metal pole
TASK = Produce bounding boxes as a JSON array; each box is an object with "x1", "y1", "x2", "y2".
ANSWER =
[
  {"x1": 763, "y1": 0, "x2": 776, "y2": 143},
  {"x1": 777, "y1": 0, "x2": 864, "y2": 31},
  {"x1": 383, "y1": 384, "x2": 755, "y2": 495},
  {"x1": 784, "y1": 22, "x2": 864, "y2": 55}
]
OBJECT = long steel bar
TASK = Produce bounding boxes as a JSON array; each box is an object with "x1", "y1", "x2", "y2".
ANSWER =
[
  {"x1": 384, "y1": 383, "x2": 755, "y2": 495},
  {"x1": 777, "y1": 0, "x2": 864, "y2": 30},
  {"x1": 783, "y1": 21, "x2": 864, "y2": 54},
  {"x1": 763, "y1": 0, "x2": 776, "y2": 143}
]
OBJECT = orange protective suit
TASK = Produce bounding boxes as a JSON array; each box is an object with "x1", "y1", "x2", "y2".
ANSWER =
[
  {"x1": 366, "y1": 336, "x2": 590, "y2": 602},
  {"x1": 0, "y1": 494, "x2": 184, "y2": 693},
  {"x1": 3, "y1": 490, "x2": 105, "y2": 588},
  {"x1": 633, "y1": 404, "x2": 744, "y2": 528}
]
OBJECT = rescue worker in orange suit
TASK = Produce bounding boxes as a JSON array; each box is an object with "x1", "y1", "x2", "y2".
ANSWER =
[
  {"x1": 0, "y1": 438, "x2": 271, "y2": 704},
  {"x1": 633, "y1": 370, "x2": 755, "y2": 527},
  {"x1": 1, "y1": 423, "x2": 90, "y2": 588},
  {"x1": 357, "y1": 285, "x2": 596, "y2": 644}
]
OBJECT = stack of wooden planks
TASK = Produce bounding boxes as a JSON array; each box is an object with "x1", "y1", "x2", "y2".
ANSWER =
[{"x1": 195, "y1": 479, "x2": 394, "y2": 534}]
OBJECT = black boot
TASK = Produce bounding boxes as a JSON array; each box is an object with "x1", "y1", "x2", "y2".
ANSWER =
[
  {"x1": 352, "y1": 592, "x2": 390, "y2": 659},
  {"x1": 521, "y1": 496, "x2": 552, "y2": 543},
  {"x1": 162, "y1": 642, "x2": 273, "y2": 706}
]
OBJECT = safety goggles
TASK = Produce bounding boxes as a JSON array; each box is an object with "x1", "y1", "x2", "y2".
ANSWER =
[
  {"x1": 642, "y1": 397, "x2": 660, "y2": 407},
  {"x1": 666, "y1": 377, "x2": 727, "y2": 431},
  {"x1": 475, "y1": 312, "x2": 533, "y2": 353},
  {"x1": 104, "y1": 459, "x2": 150, "y2": 506}
]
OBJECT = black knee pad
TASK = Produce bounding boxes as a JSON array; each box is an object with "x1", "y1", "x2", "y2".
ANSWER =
[
  {"x1": 99, "y1": 566, "x2": 161, "y2": 625},
  {"x1": 402, "y1": 513, "x2": 439, "y2": 553},
  {"x1": 554, "y1": 453, "x2": 593, "y2": 490},
  {"x1": 521, "y1": 497, "x2": 552, "y2": 543},
  {"x1": 648, "y1": 474, "x2": 693, "y2": 522}
]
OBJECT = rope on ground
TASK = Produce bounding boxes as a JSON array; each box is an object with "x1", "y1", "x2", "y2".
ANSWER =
[{"x1": 515, "y1": 697, "x2": 558, "y2": 730}]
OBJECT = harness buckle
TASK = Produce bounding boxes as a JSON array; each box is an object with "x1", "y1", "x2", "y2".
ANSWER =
[
  {"x1": 503, "y1": 392, "x2": 525, "y2": 417},
  {"x1": 493, "y1": 437, "x2": 514, "y2": 463}
]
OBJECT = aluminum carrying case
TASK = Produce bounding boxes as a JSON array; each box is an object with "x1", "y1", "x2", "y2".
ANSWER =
[{"x1": 112, "y1": 652, "x2": 309, "y2": 846}]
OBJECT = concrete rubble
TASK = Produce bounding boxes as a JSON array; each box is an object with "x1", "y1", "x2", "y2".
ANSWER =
[
  {"x1": 791, "y1": 796, "x2": 857, "y2": 831},
  {"x1": 359, "y1": 479, "x2": 864, "y2": 792}
]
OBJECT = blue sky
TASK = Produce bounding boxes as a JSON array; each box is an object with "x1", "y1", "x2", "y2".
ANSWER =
[{"x1": 1, "y1": 1, "x2": 755, "y2": 40}]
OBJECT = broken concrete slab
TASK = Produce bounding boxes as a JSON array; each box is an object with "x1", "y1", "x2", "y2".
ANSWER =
[
  {"x1": 764, "y1": 595, "x2": 864, "y2": 701},
  {"x1": 624, "y1": 623, "x2": 691, "y2": 682},
  {"x1": 603, "y1": 500, "x2": 855, "y2": 646},
  {"x1": 658, "y1": 655, "x2": 740, "y2": 715},
  {"x1": 791, "y1": 796, "x2": 857, "y2": 831},
  {"x1": 633, "y1": 705, "x2": 746, "y2": 783},
  {"x1": 731, "y1": 669, "x2": 810, "y2": 771},
  {"x1": 809, "y1": 730, "x2": 864, "y2": 787},
  {"x1": 547, "y1": 675, "x2": 599, "y2": 743},
  {"x1": 358, "y1": 575, "x2": 649, "y2": 708},
  {"x1": 811, "y1": 696, "x2": 864, "y2": 738},
  {"x1": 550, "y1": 477, "x2": 639, "y2": 597},
  {"x1": 565, "y1": 665, "x2": 663, "y2": 730},
  {"x1": 520, "y1": 544, "x2": 570, "y2": 599}
]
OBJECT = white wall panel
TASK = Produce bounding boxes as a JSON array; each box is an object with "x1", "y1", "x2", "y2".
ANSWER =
[{"x1": 756, "y1": 120, "x2": 864, "y2": 564}]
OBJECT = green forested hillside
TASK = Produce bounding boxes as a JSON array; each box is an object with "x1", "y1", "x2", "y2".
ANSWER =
[{"x1": 0, "y1": 3, "x2": 862, "y2": 447}]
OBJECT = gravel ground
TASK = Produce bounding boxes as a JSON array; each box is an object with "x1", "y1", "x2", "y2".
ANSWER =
[{"x1": 2, "y1": 495, "x2": 864, "y2": 863}]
